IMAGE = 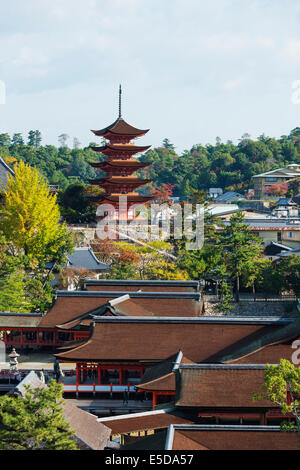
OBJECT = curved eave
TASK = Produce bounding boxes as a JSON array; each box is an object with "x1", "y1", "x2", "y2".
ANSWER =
[
  {"x1": 89, "y1": 161, "x2": 150, "y2": 169},
  {"x1": 88, "y1": 179, "x2": 151, "y2": 185},
  {"x1": 89, "y1": 195, "x2": 153, "y2": 204},
  {"x1": 91, "y1": 145, "x2": 151, "y2": 153},
  {"x1": 91, "y1": 118, "x2": 149, "y2": 137}
]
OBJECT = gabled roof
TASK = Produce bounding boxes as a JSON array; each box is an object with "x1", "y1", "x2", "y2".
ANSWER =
[
  {"x1": 253, "y1": 164, "x2": 300, "y2": 178},
  {"x1": 0, "y1": 157, "x2": 14, "y2": 191},
  {"x1": 91, "y1": 117, "x2": 149, "y2": 137},
  {"x1": 263, "y1": 241, "x2": 292, "y2": 256},
  {"x1": 215, "y1": 191, "x2": 245, "y2": 202},
  {"x1": 67, "y1": 247, "x2": 110, "y2": 272},
  {"x1": 56, "y1": 295, "x2": 155, "y2": 330},
  {"x1": 137, "y1": 351, "x2": 195, "y2": 392},
  {"x1": 39, "y1": 291, "x2": 203, "y2": 328},
  {"x1": 275, "y1": 198, "x2": 297, "y2": 206}
]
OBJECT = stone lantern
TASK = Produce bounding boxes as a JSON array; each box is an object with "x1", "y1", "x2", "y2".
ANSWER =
[{"x1": 9, "y1": 348, "x2": 20, "y2": 371}]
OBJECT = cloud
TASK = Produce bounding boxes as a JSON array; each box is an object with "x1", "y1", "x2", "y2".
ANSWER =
[
  {"x1": 223, "y1": 77, "x2": 245, "y2": 91},
  {"x1": 1, "y1": 0, "x2": 300, "y2": 152}
]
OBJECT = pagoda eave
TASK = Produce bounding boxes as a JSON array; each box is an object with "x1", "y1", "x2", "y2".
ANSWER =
[
  {"x1": 91, "y1": 145, "x2": 151, "y2": 153},
  {"x1": 91, "y1": 117, "x2": 149, "y2": 138},
  {"x1": 88, "y1": 178, "x2": 151, "y2": 185},
  {"x1": 90, "y1": 161, "x2": 150, "y2": 169}
]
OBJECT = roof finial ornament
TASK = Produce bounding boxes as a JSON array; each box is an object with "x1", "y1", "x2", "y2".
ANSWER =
[{"x1": 119, "y1": 84, "x2": 122, "y2": 119}]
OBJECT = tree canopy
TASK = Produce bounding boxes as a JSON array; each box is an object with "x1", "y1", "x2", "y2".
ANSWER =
[{"x1": 0, "y1": 380, "x2": 77, "y2": 450}]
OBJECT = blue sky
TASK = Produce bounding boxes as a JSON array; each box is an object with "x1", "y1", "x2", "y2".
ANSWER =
[{"x1": 1, "y1": 0, "x2": 300, "y2": 153}]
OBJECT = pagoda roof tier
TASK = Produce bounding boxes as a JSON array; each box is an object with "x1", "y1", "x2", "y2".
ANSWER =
[
  {"x1": 91, "y1": 118, "x2": 149, "y2": 138},
  {"x1": 90, "y1": 160, "x2": 150, "y2": 169},
  {"x1": 88, "y1": 177, "x2": 151, "y2": 186},
  {"x1": 103, "y1": 195, "x2": 153, "y2": 204},
  {"x1": 91, "y1": 144, "x2": 151, "y2": 155},
  {"x1": 89, "y1": 194, "x2": 153, "y2": 205}
]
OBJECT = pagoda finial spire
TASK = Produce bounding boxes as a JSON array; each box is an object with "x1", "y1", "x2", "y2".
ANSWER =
[{"x1": 119, "y1": 84, "x2": 122, "y2": 119}]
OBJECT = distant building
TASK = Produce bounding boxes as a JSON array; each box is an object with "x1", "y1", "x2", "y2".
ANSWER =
[
  {"x1": 208, "y1": 188, "x2": 223, "y2": 199},
  {"x1": 273, "y1": 198, "x2": 299, "y2": 218},
  {"x1": 241, "y1": 218, "x2": 300, "y2": 247},
  {"x1": 66, "y1": 247, "x2": 110, "y2": 273},
  {"x1": 47, "y1": 247, "x2": 110, "y2": 290},
  {"x1": 253, "y1": 164, "x2": 300, "y2": 200},
  {"x1": 277, "y1": 247, "x2": 300, "y2": 259},
  {"x1": 263, "y1": 241, "x2": 292, "y2": 260},
  {"x1": 214, "y1": 191, "x2": 245, "y2": 204}
]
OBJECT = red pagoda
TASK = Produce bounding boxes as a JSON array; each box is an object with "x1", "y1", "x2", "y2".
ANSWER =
[{"x1": 89, "y1": 86, "x2": 153, "y2": 219}]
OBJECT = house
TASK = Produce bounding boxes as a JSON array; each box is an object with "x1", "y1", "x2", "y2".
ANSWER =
[
  {"x1": 253, "y1": 164, "x2": 300, "y2": 200},
  {"x1": 208, "y1": 188, "x2": 223, "y2": 199},
  {"x1": 243, "y1": 219, "x2": 300, "y2": 247},
  {"x1": 263, "y1": 241, "x2": 292, "y2": 260},
  {"x1": 214, "y1": 191, "x2": 245, "y2": 204},
  {"x1": 48, "y1": 247, "x2": 110, "y2": 290},
  {"x1": 66, "y1": 247, "x2": 110, "y2": 273},
  {"x1": 273, "y1": 198, "x2": 299, "y2": 218},
  {"x1": 277, "y1": 247, "x2": 300, "y2": 259}
]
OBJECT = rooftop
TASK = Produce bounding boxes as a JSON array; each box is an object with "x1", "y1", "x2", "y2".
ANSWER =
[
  {"x1": 175, "y1": 364, "x2": 274, "y2": 408},
  {"x1": 165, "y1": 425, "x2": 300, "y2": 451},
  {"x1": 67, "y1": 247, "x2": 110, "y2": 272},
  {"x1": 55, "y1": 316, "x2": 295, "y2": 363},
  {"x1": 39, "y1": 291, "x2": 203, "y2": 328},
  {"x1": 91, "y1": 117, "x2": 149, "y2": 138},
  {"x1": 98, "y1": 408, "x2": 196, "y2": 436}
]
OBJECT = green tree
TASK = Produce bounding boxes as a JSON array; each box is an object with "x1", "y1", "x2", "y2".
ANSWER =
[
  {"x1": 11, "y1": 133, "x2": 24, "y2": 146},
  {"x1": 0, "y1": 133, "x2": 11, "y2": 147},
  {"x1": 0, "y1": 271, "x2": 33, "y2": 313},
  {"x1": 278, "y1": 255, "x2": 300, "y2": 299},
  {"x1": 253, "y1": 359, "x2": 300, "y2": 436},
  {"x1": 0, "y1": 380, "x2": 77, "y2": 450},
  {"x1": 0, "y1": 161, "x2": 74, "y2": 265},
  {"x1": 218, "y1": 212, "x2": 262, "y2": 302},
  {"x1": 162, "y1": 138, "x2": 175, "y2": 150}
]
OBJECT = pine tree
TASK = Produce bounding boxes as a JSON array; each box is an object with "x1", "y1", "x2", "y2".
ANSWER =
[{"x1": 0, "y1": 380, "x2": 78, "y2": 450}]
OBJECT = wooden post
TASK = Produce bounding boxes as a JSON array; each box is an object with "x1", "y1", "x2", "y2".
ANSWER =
[
  {"x1": 119, "y1": 369, "x2": 122, "y2": 385},
  {"x1": 152, "y1": 392, "x2": 157, "y2": 411},
  {"x1": 260, "y1": 412, "x2": 266, "y2": 425}
]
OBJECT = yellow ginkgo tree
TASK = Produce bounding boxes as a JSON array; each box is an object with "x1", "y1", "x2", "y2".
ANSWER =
[{"x1": 0, "y1": 161, "x2": 73, "y2": 265}]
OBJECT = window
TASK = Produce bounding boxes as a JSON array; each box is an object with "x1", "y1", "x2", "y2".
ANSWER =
[
  {"x1": 265, "y1": 177, "x2": 277, "y2": 182},
  {"x1": 277, "y1": 232, "x2": 282, "y2": 242},
  {"x1": 287, "y1": 232, "x2": 295, "y2": 239}
]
